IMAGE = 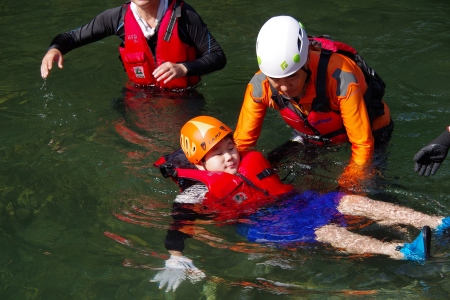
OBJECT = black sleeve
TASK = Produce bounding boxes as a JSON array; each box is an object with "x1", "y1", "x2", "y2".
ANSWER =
[
  {"x1": 48, "y1": 5, "x2": 127, "y2": 55},
  {"x1": 164, "y1": 202, "x2": 207, "y2": 252},
  {"x1": 164, "y1": 229, "x2": 189, "y2": 252},
  {"x1": 177, "y1": 2, "x2": 227, "y2": 76}
]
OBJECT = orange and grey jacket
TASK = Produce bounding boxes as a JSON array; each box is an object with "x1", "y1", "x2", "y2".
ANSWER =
[{"x1": 234, "y1": 51, "x2": 391, "y2": 165}]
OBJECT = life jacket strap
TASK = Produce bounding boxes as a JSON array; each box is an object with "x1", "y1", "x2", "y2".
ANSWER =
[
  {"x1": 270, "y1": 83, "x2": 325, "y2": 139},
  {"x1": 312, "y1": 49, "x2": 332, "y2": 112},
  {"x1": 159, "y1": 163, "x2": 177, "y2": 178},
  {"x1": 256, "y1": 168, "x2": 274, "y2": 180},
  {"x1": 237, "y1": 173, "x2": 269, "y2": 196},
  {"x1": 164, "y1": 0, "x2": 182, "y2": 42}
]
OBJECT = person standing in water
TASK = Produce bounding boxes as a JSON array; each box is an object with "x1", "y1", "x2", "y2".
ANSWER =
[
  {"x1": 233, "y1": 16, "x2": 393, "y2": 190},
  {"x1": 40, "y1": 0, "x2": 226, "y2": 90}
]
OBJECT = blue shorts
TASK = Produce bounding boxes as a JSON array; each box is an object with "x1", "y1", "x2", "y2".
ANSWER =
[{"x1": 236, "y1": 191, "x2": 346, "y2": 244}]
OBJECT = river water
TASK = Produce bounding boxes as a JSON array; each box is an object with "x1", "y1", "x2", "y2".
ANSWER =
[{"x1": 1, "y1": 0, "x2": 450, "y2": 299}]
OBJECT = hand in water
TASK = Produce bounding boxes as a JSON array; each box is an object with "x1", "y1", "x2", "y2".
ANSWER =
[
  {"x1": 150, "y1": 255, "x2": 205, "y2": 292},
  {"x1": 338, "y1": 161, "x2": 372, "y2": 195}
]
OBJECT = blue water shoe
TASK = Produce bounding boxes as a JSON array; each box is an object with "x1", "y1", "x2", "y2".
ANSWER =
[
  {"x1": 396, "y1": 226, "x2": 431, "y2": 261},
  {"x1": 435, "y1": 217, "x2": 450, "y2": 238}
]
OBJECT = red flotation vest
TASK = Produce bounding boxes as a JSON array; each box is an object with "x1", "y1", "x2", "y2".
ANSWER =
[
  {"x1": 119, "y1": 1, "x2": 200, "y2": 89},
  {"x1": 273, "y1": 91, "x2": 348, "y2": 144},
  {"x1": 274, "y1": 90, "x2": 348, "y2": 144},
  {"x1": 154, "y1": 150, "x2": 293, "y2": 219}
]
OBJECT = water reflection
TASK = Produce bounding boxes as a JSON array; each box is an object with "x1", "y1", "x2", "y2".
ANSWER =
[
  {"x1": 112, "y1": 84, "x2": 206, "y2": 145},
  {"x1": 111, "y1": 85, "x2": 207, "y2": 185},
  {"x1": 2, "y1": 0, "x2": 450, "y2": 298}
]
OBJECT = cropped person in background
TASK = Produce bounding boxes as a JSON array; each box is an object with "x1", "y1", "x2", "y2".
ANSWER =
[
  {"x1": 151, "y1": 115, "x2": 449, "y2": 292},
  {"x1": 233, "y1": 16, "x2": 393, "y2": 191},
  {"x1": 40, "y1": 0, "x2": 226, "y2": 90},
  {"x1": 414, "y1": 126, "x2": 450, "y2": 176}
]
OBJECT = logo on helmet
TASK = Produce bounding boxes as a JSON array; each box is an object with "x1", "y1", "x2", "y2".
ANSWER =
[
  {"x1": 280, "y1": 61, "x2": 288, "y2": 71},
  {"x1": 257, "y1": 56, "x2": 262, "y2": 65},
  {"x1": 180, "y1": 134, "x2": 197, "y2": 160},
  {"x1": 208, "y1": 131, "x2": 222, "y2": 146}
]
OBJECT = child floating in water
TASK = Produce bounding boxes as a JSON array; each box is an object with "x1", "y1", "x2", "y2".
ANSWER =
[{"x1": 151, "y1": 115, "x2": 450, "y2": 292}]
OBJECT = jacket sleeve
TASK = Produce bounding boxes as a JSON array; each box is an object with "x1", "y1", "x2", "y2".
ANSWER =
[
  {"x1": 47, "y1": 6, "x2": 126, "y2": 55},
  {"x1": 178, "y1": 3, "x2": 226, "y2": 76},
  {"x1": 339, "y1": 84, "x2": 374, "y2": 165},
  {"x1": 234, "y1": 75, "x2": 272, "y2": 151},
  {"x1": 330, "y1": 57, "x2": 374, "y2": 165}
]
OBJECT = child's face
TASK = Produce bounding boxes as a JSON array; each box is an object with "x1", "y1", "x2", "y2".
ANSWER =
[{"x1": 201, "y1": 137, "x2": 240, "y2": 174}]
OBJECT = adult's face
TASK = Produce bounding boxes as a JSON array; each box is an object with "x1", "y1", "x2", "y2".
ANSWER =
[
  {"x1": 267, "y1": 67, "x2": 310, "y2": 99},
  {"x1": 131, "y1": 0, "x2": 158, "y2": 9}
]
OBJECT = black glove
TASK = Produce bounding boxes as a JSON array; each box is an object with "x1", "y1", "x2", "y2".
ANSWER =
[{"x1": 414, "y1": 128, "x2": 450, "y2": 176}]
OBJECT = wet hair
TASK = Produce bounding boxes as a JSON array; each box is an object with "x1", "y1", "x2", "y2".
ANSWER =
[{"x1": 223, "y1": 133, "x2": 235, "y2": 143}]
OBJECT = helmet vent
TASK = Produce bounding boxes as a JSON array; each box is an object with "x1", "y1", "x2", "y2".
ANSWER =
[{"x1": 297, "y1": 30, "x2": 302, "y2": 52}]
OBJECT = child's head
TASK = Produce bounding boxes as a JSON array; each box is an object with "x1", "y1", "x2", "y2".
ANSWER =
[{"x1": 180, "y1": 116, "x2": 240, "y2": 174}]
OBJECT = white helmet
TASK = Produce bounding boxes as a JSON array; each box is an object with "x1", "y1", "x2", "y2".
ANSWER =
[{"x1": 256, "y1": 16, "x2": 309, "y2": 78}]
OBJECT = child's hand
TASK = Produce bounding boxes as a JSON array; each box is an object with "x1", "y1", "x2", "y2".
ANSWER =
[{"x1": 150, "y1": 255, "x2": 205, "y2": 292}]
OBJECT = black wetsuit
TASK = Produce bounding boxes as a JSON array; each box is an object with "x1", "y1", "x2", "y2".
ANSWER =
[
  {"x1": 47, "y1": 0, "x2": 226, "y2": 76},
  {"x1": 165, "y1": 184, "x2": 209, "y2": 253}
]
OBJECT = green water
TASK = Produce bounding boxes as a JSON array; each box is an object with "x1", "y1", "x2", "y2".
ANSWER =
[{"x1": 1, "y1": 0, "x2": 450, "y2": 299}]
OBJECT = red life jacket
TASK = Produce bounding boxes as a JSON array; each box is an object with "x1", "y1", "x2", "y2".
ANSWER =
[
  {"x1": 271, "y1": 84, "x2": 348, "y2": 145},
  {"x1": 310, "y1": 36, "x2": 386, "y2": 125},
  {"x1": 154, "y1": 150, "x2": 293, "y2": 219},
  {"x1": 119, "y1": 1, "x2": 200, "y2": 89}
]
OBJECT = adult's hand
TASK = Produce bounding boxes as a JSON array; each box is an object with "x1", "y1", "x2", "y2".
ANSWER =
[
  {"x1": 150, "y1": 255, "x2": 205, "y2": 292},
  {"x1": 338, "y1": 161, "x2": 372, "y2": 195},
  {"x1": 414, "y1": 128, "x2": 450, "y2": 176},
  {"x1": 40, "y1": 48, "x2": 64, "y2": 79},
  {"x1": 153, "y1": 62, "x2": 188, "y2": 84}
]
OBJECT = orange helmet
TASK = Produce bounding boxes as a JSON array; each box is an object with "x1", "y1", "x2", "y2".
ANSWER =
[{"x1": 180, "y1": 116, "x2": 232, "y2": 164}]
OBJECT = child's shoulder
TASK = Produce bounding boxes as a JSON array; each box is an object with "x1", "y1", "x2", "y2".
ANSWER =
[{"x1": 174, "y1": 183, "x2": 208, "y2": 204}]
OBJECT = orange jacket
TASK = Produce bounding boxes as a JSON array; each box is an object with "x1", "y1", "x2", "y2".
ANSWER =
[{"x1": 234, "y1": 51, "x2": 391, "y2": 165}]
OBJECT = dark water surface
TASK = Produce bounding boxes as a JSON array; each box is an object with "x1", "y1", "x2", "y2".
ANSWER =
[{"x1": 1, "y1": 0, "x2": 450, "y2": 299}]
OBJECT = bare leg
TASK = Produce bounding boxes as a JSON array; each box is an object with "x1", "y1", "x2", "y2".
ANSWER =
[
  {"x1": 338, "y1": 195, "x2": 443, "y2": 228},
  {"x1": 315, "y1": 224, "x2": 404, "y2": 259}
]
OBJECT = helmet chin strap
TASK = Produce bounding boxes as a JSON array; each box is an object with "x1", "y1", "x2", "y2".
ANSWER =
[
  {"x1": 289, "y1": 66, "x2": 311, "y2": 102},
  {"x1": 199, "y1": 161, "x2": 208, "y2": 171},
  {"x1": 297, "y1": 67, "x2": 312, "y2": 101}
]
